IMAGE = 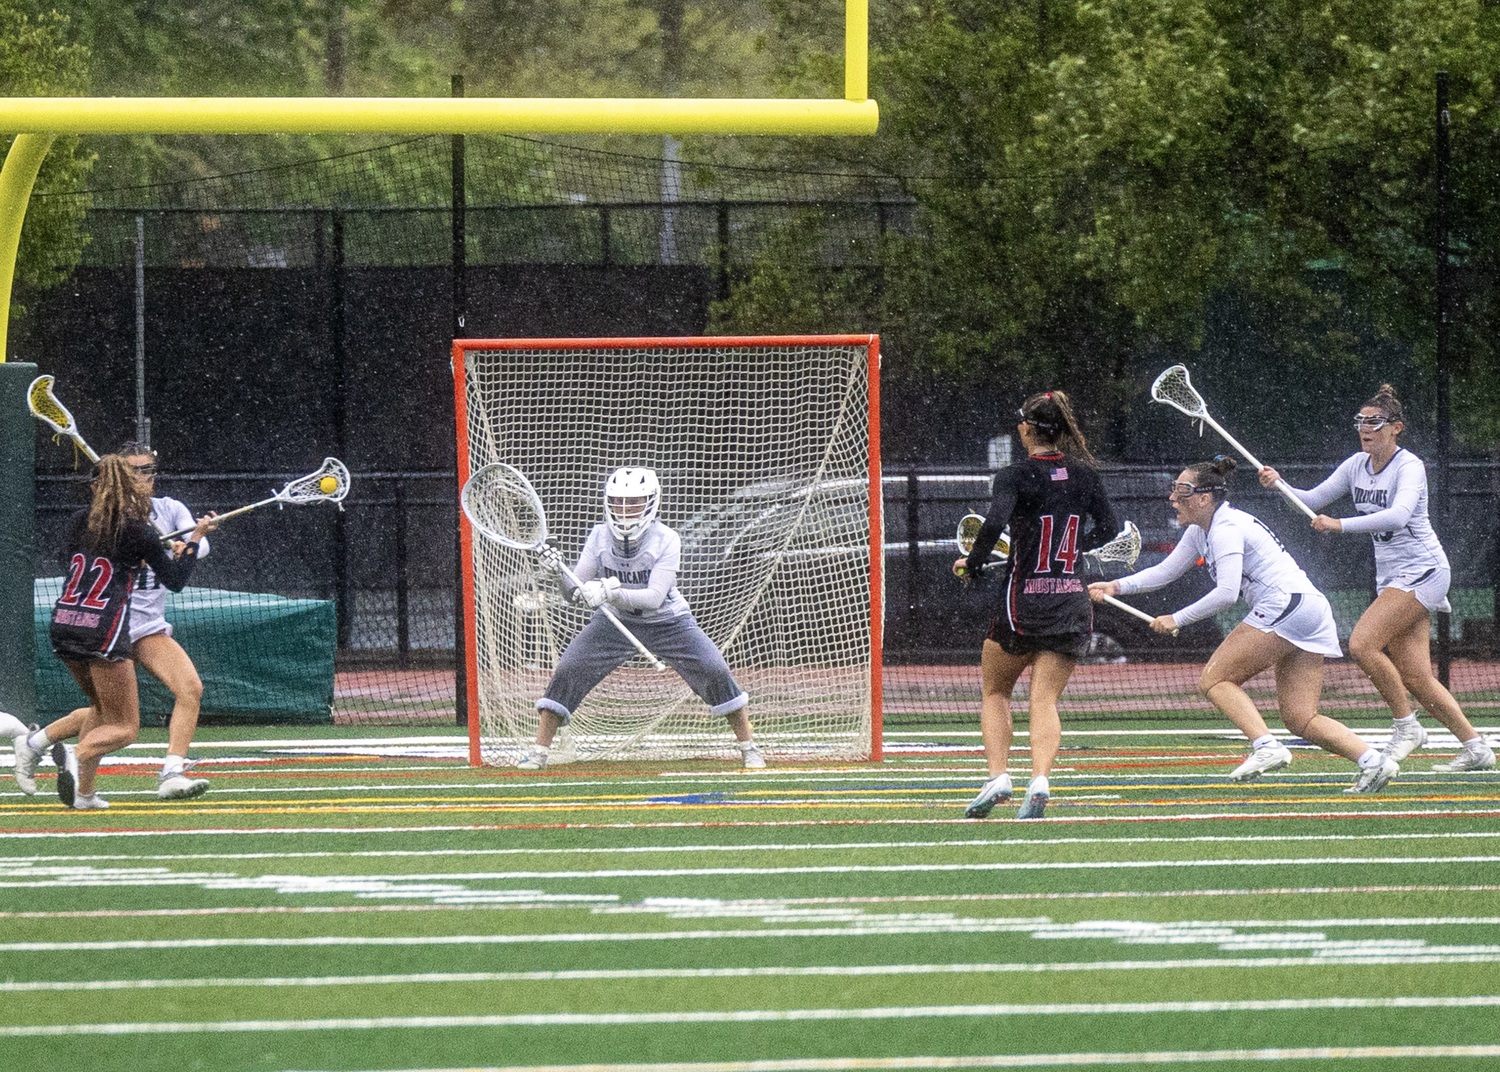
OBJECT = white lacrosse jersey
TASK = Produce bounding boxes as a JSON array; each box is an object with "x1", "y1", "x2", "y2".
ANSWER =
[
  {"x1": 1116, "y1": 503, "x2": 1317, "y2": 627},
  {"x1": 131, "y1": 495, "x2": 210, "y2": 634},
  {"x1": 1288, "y1": 449, "x2": 1448, "y2": 589},
  {"x1": 573, "y1": 520, "x2": 690, "y2": 624}
]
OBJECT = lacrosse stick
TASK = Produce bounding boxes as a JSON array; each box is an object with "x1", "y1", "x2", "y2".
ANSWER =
[
  {"x1": 163, "y1": 457, "x2": 350, "y2": 539},
  {"x1": 1150, "y1": 365, "x2": 1315, "y2": 519},
  {"x1": 27, "y1": 375, "x2": 99, "y2": 462},
  {"x1": 953, "y1": 512, "x2": 1010, "y2": 578},
  {"x1": 1082, "y1": 520, "x2": 1141, "y2": 574},
  {"x1": 1095, "y1": 592, "x2": 1178, "y2": 636},
  {"x1": 461, "y1": 462, "x2": 667, "y2": 671}
]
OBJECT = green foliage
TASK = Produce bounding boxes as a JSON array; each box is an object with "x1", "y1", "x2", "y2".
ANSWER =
[
  {"x1": 751, "y1": 0, "x2": 1500, "y2": 447},
  {"x1": 1, "y1": 2, "x2": 94, "y2": 321}
]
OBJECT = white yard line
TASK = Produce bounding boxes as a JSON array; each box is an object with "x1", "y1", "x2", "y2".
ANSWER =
[{"x1": 2, "y1": 995, "x2": 1498, "y2": 1037}]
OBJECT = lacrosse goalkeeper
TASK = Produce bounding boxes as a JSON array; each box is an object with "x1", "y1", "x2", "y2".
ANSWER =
[
  {"x1": 518, "y1": 466, "x2": 764, "y2": 771},
  {"x1": 956, "y1": 391, "x2": 1120, "y2": 821}
]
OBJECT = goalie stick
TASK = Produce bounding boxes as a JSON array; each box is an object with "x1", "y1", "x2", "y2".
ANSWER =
[{"x1": 461, "y1": 461, "x2": 667, "y2": 672}]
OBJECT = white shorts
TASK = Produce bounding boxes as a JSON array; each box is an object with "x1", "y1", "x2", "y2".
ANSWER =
[
  {"x1": 1244, "y1": 589, "x2": 1342, "y2": 658},
  {"x1": 1381, "y1": 564, "x2": 1452, "y2": 614},
  {"x1": 129, "y1": 617, "x2": 174, "y2": 644}
]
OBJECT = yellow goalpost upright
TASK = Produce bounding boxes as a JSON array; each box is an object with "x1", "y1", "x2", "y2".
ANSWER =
[{"x1": 0, "y1": 0, "x2": 879, "y2": 724}]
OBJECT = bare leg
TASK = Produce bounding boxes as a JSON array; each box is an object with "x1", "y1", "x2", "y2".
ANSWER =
[
  {"x1": 978, "y1": 638, "x2": 1033, "y2": 777},
  {"x1": 1025, "y1": 652, "x2": 1078, "y2": 781},
  {"x1": 1375, "y1": 599, "x2": 1482, "y2": 741},
  {"x1": 1347, "y1": 589, "x2": 1425, "y2": 720},
  {"x1": 133, "y1": 633, "x2": 205, "y2": 761},
  {"x1": 74, "y1": 660, "x2": 141, "y2": 798},
  {"x1": 726, "y1": 710, "x2": 754, "y2": 743},
  {"x1": 1272, "y1": 647, "x2": 1369, "y2": 764},
  {"x1": 1200, "y1": 624, "x2": 1280, "y2": 741}
]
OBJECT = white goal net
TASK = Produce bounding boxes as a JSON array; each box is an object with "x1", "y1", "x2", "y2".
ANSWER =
[{"x1": 454, "y1": 336, "x2": 883, "y2": 766}]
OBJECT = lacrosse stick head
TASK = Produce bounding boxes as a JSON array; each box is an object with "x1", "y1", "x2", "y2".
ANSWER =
[
  {"x1": 279, "y1": 457, "x2": 351, "y2": 506},
  {"x1": 1150, "y1": 365, "x2": 1208, "y2": 420},
  {"x1": 26, "y1": 376, "x2": 75, "y2": 435},
  {"x1": 461, "y1": 462, "x2": 549, "y2": 552},
  {"x1": 1084, "y1": 520, "x2": 1142, "y2": 571},
  {"x1": 955, "y1": 512, "x2": 984, "y2": 555}
]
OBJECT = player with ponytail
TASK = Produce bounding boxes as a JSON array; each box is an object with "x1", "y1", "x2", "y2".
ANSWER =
[
  {"x1": 956, "y1": 390, "x2": 1119, "y2": 820},
  {"x1": 1259, "y1": 385, "x2": 1494, "y2": 772},
  {"x1": 1091, "y1": 455, "x2": 1400, "y2": 793}
]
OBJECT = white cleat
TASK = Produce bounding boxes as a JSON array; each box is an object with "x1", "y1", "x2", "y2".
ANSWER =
[
  {"x1": 1345, "y1": 757, "x2": 1400, "y2": 794},
  {"x1": 158, "y1": 772, "x2": 210, "y2": 800},
  {"x1": 72, "y1": 793, "x2": 110, "y2": 811},
  {"x1": 1433, "y1": 742, "x2": 1497, "y2": 773},
  {"x1": 1383, "y1": 717, "x2": 1427, "y2": 762},
  {"x1": 964, "y1": 774, "x2": 1013, "y2": 819},
  {"x1": 1227, "y1": 743, "x2": 1293, "y2": 783},
  {"x1": 12, "y1": 733, "x2": 42, "y2": 795},
  {"x1": 516, "y1": 748, "x2": 548, "y2": 771},
  {"x1": 741, "y1": 745, "x2": 767, "y2": 770}
]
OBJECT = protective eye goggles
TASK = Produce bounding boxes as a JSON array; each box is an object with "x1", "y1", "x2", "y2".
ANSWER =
[
  {"x1": 131, "y1": 463, "x2": 159, "y2": 476},
  {"x1": 1169, "y1": 481, "x2": 1215, "y2": 500},
  {"x1": 1352, "y1": 414, "x2": 1391, "y2": 431}
]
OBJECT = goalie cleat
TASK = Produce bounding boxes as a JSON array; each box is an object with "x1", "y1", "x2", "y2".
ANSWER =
[
  {"x1": 516, "y1": 748, "x2": 548, "y2": 772},
  {"x1": 53, "y1": 743, "x2": 77, "y2": 808},
  {"x1": 1433, "y1": 741, "x2": 1497, "y2": 773},
  {"x1": 158, "y1": 771, "x2": 210, "y2": 800},
  {"x1": 740, "y1": 745, "x2": 767, "y2": 770},
  {"x1": 1382, "y1": 717, "x2": 1427, "y2": 762},
  {"x1": 1017, "y1": 786, "x2": 1050, "y2": 820},
  {"x1": 1344, "y1": 757, "x2": 1400, "y2": 794},
  {"x1": 12, "y1": 733, "x2": 42, "y2": 796},
  {"x1": 964, "y1": 773, "x2": 1013, "y2": 819},
  {"x1": 72, "y1": 793, "x2": 110, "y2": 811},
  {"x1": 1227, "y1": 743, "x2": 1293, "y2": 783}
]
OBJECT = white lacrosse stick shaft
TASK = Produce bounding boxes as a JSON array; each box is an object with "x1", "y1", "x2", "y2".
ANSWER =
[
  {"x1": 1151, "y1": 366, "x2": 1316, "y2": 520},
  {"x1": 1097, "y1": 593, "x2": 1179, "y2": 637}
]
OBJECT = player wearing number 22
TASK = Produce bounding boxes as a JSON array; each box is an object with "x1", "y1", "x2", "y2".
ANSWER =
[
  {"x1": 956, "y1": 391, "x2": 1120, "y2": 821},
  {"x1": 517, "y1": 467, "x2": 764, "y2": 771},
  {"x1": 29, "y1": 456, "x2": 217, "y2": 810},
  {"x1": 1089, "y1": 455, "x2": 1399, "y2": 794},
  {"x1": 1258, "y1": 385, "x2": 1494, "y2": 773}
]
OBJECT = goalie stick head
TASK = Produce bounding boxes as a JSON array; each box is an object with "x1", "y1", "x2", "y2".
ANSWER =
[
  {"x1": 461, "y1": 462, "x2": 550, "y2": 551},
  {"x1": 604, "y1": 466, "x2": 660, "y2": 545}
]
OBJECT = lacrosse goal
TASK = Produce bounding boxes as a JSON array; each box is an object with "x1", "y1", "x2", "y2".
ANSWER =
[{"x1": 454, "y1": 336, "x2": 883, "y2": 766}]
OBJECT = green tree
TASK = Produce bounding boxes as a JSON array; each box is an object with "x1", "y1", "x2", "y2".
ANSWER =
[
  {"x1": 1, "y1": 2, "x2": 94, "y2": 325},
  {"x1": 744, "y1": 0, "x2": 1500, "y2": 448}
]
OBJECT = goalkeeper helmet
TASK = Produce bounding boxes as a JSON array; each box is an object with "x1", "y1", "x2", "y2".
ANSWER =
[{"x1": 605, "y1": 466, "x2": 661, "y2": 544}]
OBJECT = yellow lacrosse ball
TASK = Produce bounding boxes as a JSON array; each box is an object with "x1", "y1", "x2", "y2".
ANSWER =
[{"x1": 318, "y1": 476, "x2": 338, "y2": 494}]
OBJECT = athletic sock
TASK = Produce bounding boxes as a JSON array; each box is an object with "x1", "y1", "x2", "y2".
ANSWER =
[
  {"x1": 25, "y1": 729, "x2": 51, "y2": 752},
  {"x1": 162, "y1": 754, "x2": 187, "y2": 776},
  {"x1": 1251, "y1": 734, "x2": 1277, "y2": 750},
  {"x1": 1357, "y1": 748, "x2": 1385, "y2": 769},
  {"x1": 1393, "y1": 713, "x2": 1419, "y2": 726},
  {"x1": 737, "y1": 739, "x2": 757, "y2": 752}
]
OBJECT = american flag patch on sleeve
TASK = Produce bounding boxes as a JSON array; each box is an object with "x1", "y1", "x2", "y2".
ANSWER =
[{"x1": 1051, "y1": 467, "x2": 1068, "y2": 480}]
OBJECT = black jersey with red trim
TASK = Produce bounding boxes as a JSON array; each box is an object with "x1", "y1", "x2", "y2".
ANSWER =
[
  {"x1": 50, "y1": 511, "x2": 200, "y2": 661},
  {"x1": 964, "y1": 451, "x2": 1118, "y2": 638}
]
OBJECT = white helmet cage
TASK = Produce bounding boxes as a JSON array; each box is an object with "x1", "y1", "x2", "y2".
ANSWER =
[{"x1": 604, "y1": 466, "x2": 661, "y2": 543}]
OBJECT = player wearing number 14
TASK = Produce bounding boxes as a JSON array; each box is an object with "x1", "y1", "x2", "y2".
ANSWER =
[
  {"x1": 518, "y1": 467, "x2": 764, "y2": 771},
  {"x1": 956, "y1": 391, "x2": 1120, "y2": 820}
]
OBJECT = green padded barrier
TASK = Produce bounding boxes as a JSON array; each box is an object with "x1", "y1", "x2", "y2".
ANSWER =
[
  {"x1": 0, "y1": 362, "x2": 37, "y2": 723},
  {"x1": 34, "y1": 580, "x2": 336, "y2": 724}
]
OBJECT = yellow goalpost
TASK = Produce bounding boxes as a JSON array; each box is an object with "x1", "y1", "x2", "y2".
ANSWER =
[{"x1": 0, "y1": 0, "x2": 878, "y2": 724}]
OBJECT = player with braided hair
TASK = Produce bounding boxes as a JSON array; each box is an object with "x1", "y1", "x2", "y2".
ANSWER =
[
  {"x1": 957, "y1": 390, "x2": 1120, "y2": 820},
  {"x1": 13, "y1": 455, "x2": 216, "y2": 809},
  {"x1": 1258, "y1": 385, "x2": 1495, "y2": 772},
  {"x1": 1090, "y1": 455, "x2": 1398, "y2": 793},
  {"x1": 517, "y1": 466, "x2": 764, "y2": 771}
]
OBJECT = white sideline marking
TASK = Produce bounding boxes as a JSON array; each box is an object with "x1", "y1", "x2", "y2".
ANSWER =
[
  {"x1": 8, "y1": 950, "x2": 1500, "y2": 993},
  {"x1": 7, "y1": 828, "x2": 1498, "y2": 866},
  {"x1": 15, "y1": 854, "x2": 1492, "y2": 887},
  {"x1": 2, "y1": 995, "x2": 1498, "y2": 1036},
  {"x1": 279, "y1": 1047, "x2": 1500, "y2": 1072}
]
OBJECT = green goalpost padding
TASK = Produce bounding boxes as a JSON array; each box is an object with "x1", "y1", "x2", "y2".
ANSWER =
[{"x1": 0, "y1": 361, "x2": 37, "y2": 722}]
